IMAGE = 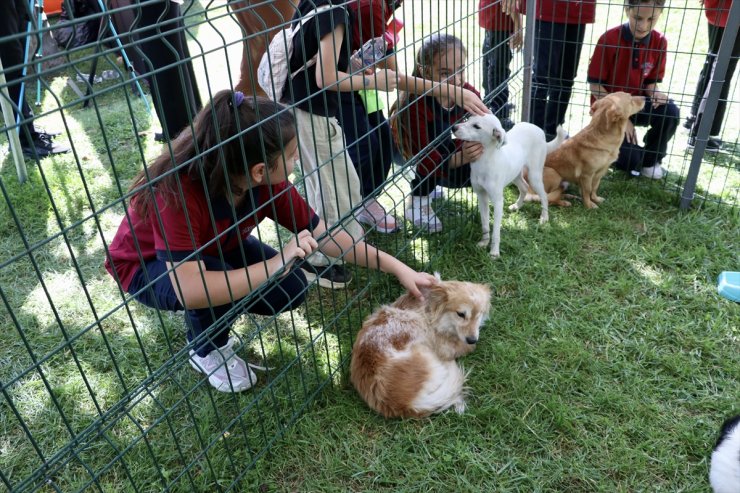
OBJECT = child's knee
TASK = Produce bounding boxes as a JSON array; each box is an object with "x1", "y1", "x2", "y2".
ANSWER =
[{"x1": 665, "y1": 100, "x2": 681, "y2": 120}]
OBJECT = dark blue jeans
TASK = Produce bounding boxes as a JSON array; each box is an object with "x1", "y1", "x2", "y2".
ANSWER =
[
  {"x1": 482, "y1": 29, "x2": 513, "y2": 117},
  {"x1": 531, "y1": 21, "x2": 587, "y2": 137},
  {"x1": 616, "y1": 98, "x2": 680, "y2": 174},
  {"x1": 127, "y1": 236, "x2": 307, "y2": 357},
  {"x1": 690, "y1": 22, "x2": 740, "y2": 137},
  {"x1": 337, "y1": 92, "x2": 395, "y2": 199}
]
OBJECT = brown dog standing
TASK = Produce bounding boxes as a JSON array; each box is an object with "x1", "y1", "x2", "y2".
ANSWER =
[{"x1": 529, "y1": 92, "x2": 645, "y2": 209}]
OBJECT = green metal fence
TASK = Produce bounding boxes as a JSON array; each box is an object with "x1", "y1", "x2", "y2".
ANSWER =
[{"x1": 1, "y1": 0, "x2": 737, "y2": 491}]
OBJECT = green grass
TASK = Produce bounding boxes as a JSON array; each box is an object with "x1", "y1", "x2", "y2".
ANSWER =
[{"x1": 1, "y1": 0, "x2": 739, "y2": 492}]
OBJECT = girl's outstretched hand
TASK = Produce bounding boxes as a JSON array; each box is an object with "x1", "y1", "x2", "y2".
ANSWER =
[
  {"x1": 394, "y1": 266, "x2": 438, "y2": 300},
  {"x1": 458, "y1": 87, "x2": 490, "y2": 116}
]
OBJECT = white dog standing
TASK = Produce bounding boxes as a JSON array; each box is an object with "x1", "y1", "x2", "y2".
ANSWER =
[{"x1": 452, "y1": 114, "x2": 564, "y2": 257}]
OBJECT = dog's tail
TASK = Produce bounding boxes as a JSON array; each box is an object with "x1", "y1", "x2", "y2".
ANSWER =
[
  {"x1": 546, "y1": 125, "x2": 567, "y2": 154},
  {"x1": 410, "y1": 358, "x2": 468, "y2": 415}
]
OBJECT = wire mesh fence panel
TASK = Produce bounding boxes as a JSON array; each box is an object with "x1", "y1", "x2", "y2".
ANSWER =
[{"x1": 0, "y1": 0, "x2": 737, "y2": 491}]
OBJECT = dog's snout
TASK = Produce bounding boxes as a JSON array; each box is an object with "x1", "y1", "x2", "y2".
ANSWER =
[
  {"x1": 465, "y1": 336, "x2": 478, "y2": 345},
  {"x1": 451, "y1": 124, "x2": 459, "y2": 132}
]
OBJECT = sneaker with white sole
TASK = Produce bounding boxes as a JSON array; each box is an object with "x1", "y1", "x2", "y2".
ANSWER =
[
  {"x1": 189, "y1": 337, "x2": 257, "y2": 392},
  {"x1": 640, "y1": 165, "x2": 665, "y2": 180},
  {"x1": 298, "y1": 261, "x2": 352, "y2": 289},
  {"x1": 405, "y1": 195, "x2": 443, "y2": 233},
  {"x1": 356, "y1": 198, "x2": 399, "y2": 233},
  {"x1": 428, "y1": 185, "x2": 444, "y2": 200}
]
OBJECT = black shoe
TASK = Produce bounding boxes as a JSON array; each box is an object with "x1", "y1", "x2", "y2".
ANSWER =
[
  {"x1": 298, "y1": 262, "x2": 352, "y2": 289},
  {"x1": 21, "y1": 135, "x2": 71, "y2": 158},
  {"x1": 683, "y1": 115, "x2": 695, "y2": 130},
  {"x1": 688, "y1": 136, "x2": 722, "y2": 153}
]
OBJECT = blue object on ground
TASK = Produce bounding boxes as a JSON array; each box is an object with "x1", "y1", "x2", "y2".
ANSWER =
[{"x1": 717, "y1": 271, "x2": 740, "y2": 302}]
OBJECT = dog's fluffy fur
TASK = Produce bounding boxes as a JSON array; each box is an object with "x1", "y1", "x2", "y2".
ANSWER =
[
  {"x1": 350, "y1": 276, "x2": 491, "y2": 418},
  {"x1": 710, "y1": 414, "x2": 740, "y2": 493},
  {"x1": 452, "y1": 114, "x2": 564, "y2": 257},
  {"x1": 536, "y1": 92, "x2": 645, "y2": 209}
]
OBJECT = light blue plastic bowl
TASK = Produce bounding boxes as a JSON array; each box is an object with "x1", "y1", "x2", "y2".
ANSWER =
[{"x1": 717, "y1": 271, "x2": 740, "y2": 303}]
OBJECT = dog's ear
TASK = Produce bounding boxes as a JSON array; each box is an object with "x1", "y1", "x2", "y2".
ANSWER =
[
  {"x1": 606, "y1": 102, "x2": 624, "y2": 128},
  {"x1": 492, "y1": 128, "x2": 506, "y2": 148},
  {"x1": 589, "y1": 98, "x2": 604, "y2": 116},
  {"x1": 424, "y1": 283, "x2": 450, "y2": 320}
]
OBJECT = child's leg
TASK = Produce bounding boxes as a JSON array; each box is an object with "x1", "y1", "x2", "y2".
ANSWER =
[
  {"x1": 337, "y1": 93, "x2": 377, "y2": 199},
  {"x1": 692, "y1": 23, "x2": 739, "y2": 136},
  {"x1": 366, "y1": 110, "x2": 395, "y2": 194},
  {"x1": 295, "y1": 109, "x2": 364, "y2": 266},
  {"x1": 614, "y1": 140, "x2": 644, "y2": 176},
  {"x1": 544, "y1": 23, "x2": 586, "y2": 136},
  {"x1": 483, "y1": 30, "x2": 513, "y2": 116},
  {"x1": 531, "y1": 21, "x2": 564, "y2": 133},
  {"x1": 222, "y1": 237, "x2": 308, "y2": 316},
  {"x1": 186, "y1": 241, "x2": 308, "y2": 357},
  {"x1": 634, "y1": 99, "x2": 680, "y2": 168}
]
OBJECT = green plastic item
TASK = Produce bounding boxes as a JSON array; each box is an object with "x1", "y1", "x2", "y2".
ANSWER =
[{"x1": 357, "y1": 89, "x2": 384, "y2": 114}]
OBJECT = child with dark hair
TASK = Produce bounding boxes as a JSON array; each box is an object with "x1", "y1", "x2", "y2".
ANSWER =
[
  {"x1": 390, "y1": 34, "x2": 484, "y2": 233},
  {"x1": 686, "y1": 0, "x2": 738, "y2": 153},
  {"x1": 105, "y1": 90, "x2": 436, "y2": 393},
  {"x1": 587, "y1": 0, "x2": 679, "y2": 179}
]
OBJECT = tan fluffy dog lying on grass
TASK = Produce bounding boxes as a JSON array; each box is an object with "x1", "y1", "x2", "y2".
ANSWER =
[
  {"x1": 526, "y1": 92, "x2": 645, "y2": 209},
  {"x1": 350, "y1": 276, "x2": 491, "y2": 418}
]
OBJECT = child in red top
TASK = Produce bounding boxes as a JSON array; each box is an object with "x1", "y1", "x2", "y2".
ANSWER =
[
  {"x1": 105, "y1": 90, "x2": 436, "y2": 393},
  {"x1": 686, "y1": 0, "x2": 738, "y2": 152},
  {"x1": 587, "y1": 0, "x2": 679, "y2": 179},
  {"x1": 479, "y1": 0, "x2": 523, "y2": 130},
  {"x1": 390, "y1": 34, "x2": 485, "y2": 233},
  {"x1": 513, "y1": 0, "x2": 596, "y2": 139}
]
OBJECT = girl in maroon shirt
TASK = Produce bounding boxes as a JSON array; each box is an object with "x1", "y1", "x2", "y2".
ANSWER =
[{"x1": 105, "y1": 90, "x2": 436, "y2": 393}]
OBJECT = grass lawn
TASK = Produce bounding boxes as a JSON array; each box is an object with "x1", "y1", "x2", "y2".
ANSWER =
[{"x1": 1, "y1": 0, "x2": 738, "y2": 492}]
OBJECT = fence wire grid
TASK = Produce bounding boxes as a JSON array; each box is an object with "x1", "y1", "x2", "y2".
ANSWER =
[{"x1": 1, "y1": 0, "x2": 738, "y2": 491}]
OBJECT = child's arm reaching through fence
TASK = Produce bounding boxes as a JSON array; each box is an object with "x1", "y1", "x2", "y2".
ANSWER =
[{"x1": 309, "y1": 220, "x2": 438, "y2": 300}]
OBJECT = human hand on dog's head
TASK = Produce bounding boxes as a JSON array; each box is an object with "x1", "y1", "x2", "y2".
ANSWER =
[{"x1": 394, "y1": 266, "x2": 439, "y2": 301}]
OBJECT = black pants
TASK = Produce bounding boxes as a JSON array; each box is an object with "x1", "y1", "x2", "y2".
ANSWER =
[
  {"x1": 337, "y1": 92, "x2": 395, "y2": 199},
  {"x1": 0, "y1": 0, "x2": 38, "y2": 145},
  {"x1": 615, "y1": 98, "x2": 680, "y2": 174},
  {"x1": 690, "y1": 22, "x2": 740, "y2": 137},
  {"x1": 482, "y1": 30, "x2": 513, "y2": 117},
  {"x1": 128, "y1": 236, "x2": 308, "y2": 357},
  {"x1": 531, "y1": 21, "x2": 586, "y2": 138},
  {"x1": 129, "y1": 0, "x2": 202, "y2": 139}
]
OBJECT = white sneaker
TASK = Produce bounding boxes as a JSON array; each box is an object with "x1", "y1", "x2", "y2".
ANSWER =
[
  {"x1": 428, "y1": 185, "x2": 444, "y2": 200},
  {"x1": 189, "y1": 337, "x2": 257, "y2": 392},
  {"x1": 640, "y1": 165, "x2": 665, "y2": 180},
  {"x1": 356, "y1": 198, "x2": 399, "y2": 233},
  {"x1": 404, "y1": 195, "x2": 443, "y2": 233}
]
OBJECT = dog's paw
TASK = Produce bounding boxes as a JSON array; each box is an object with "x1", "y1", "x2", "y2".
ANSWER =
[
  {"x1": 592, "y1": 195, "x2": 605, "y2": 204},
  {"x1": 584, "y1": 202, "x2": 599, "y2": 209},
  {"x1": 508, "y1": 203, "x2": 520, "y2": 212},
  {"x1": 453, "y1": 400, "x2": 467, "y2": 414},
  {"x1": 539, "y1": 214, "x2": 549, "y2": 224},
  {"x1": 489, "y1": 249, "x2": 500, "y2": 258},
  {"x1": 477, "y1": 239, "x2": 489, "y2": 249}
]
